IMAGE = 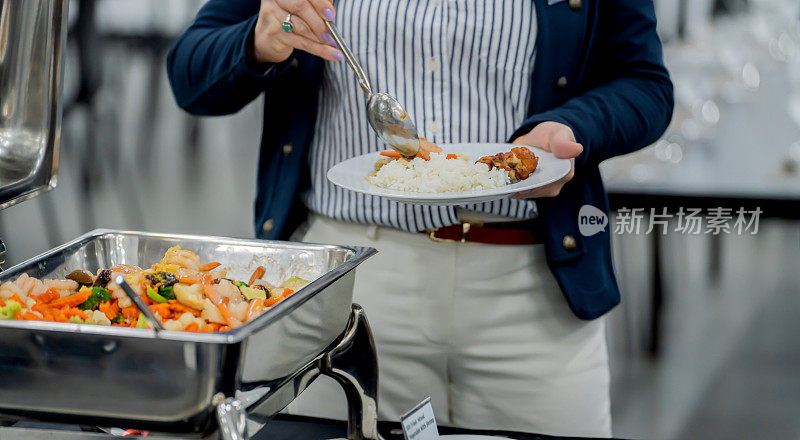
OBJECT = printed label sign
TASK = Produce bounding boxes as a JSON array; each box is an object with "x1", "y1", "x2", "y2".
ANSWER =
[{"x1": 400, "y1": 397, "x2": 440, "y2": 440}]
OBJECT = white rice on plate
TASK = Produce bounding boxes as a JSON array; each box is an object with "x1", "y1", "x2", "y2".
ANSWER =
[{"x1": 367, "y1": 153, "x2": 510, "y2": 193}]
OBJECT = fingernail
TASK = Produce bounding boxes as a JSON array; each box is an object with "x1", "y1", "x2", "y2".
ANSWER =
[
  {"x1": 324, "y1": 8, "x2": 336, "y2": 20},
  {"x1": 322, "y1": 33, "x2": 335, "y2": 46},
  {"x1": 333, "y1": 52, "x2": 344, "y2": 61}
]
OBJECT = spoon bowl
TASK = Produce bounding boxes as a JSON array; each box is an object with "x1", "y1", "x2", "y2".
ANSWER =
[
  {"x1": 325, "y1": 21, "x2": 420, "y2": 157},
  {"x1": 367, "y1": 93, "x2": 420, "y2": 157}
]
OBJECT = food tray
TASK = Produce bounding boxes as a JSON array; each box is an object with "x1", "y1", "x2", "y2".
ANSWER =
[{"x1": 0, "y1": 229, "x2": 375, "y2": 434}]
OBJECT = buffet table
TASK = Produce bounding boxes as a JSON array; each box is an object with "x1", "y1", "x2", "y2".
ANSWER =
[
  {"x1": 0, "y1": 415, "x2": 621, "y2": 440},
  {"x1": 256, "y1": 415, "x2": 621, "y2": 440},
  {"x1": 602, "y1": 66, "x2": 800, "y2": 357}
]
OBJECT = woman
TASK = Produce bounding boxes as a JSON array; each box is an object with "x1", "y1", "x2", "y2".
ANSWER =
[{"x1": 167, "y1": 0, "x2": 673, "y2": 436}]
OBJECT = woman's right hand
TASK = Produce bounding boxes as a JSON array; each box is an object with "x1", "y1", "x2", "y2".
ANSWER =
[{"x1": 252, "y1": 0, "x2": 343, "y2": 63}]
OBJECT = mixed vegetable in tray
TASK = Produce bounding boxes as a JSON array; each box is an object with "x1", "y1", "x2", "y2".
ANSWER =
[{"x1": 0, "y1": 246, "x2": 309, "y2": 332}]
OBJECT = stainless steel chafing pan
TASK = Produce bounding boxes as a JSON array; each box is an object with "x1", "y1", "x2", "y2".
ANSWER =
[
  {"x1": 0, "y1": 0, "x2": 67, "y2": 210},
  {"x1": 0, "y1": 229, "x2": 376, "y2": 435}
]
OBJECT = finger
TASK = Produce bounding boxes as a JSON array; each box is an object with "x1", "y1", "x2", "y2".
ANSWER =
[
  {"x1": 272, "y1": 8, "x2": 315, "y2": 39},
  {"x1": 280, "y1": 31, "x2": 343, "y2": 61},
  {"x1": 277, "y1": 0, "x2": 329, "y2": 41},
  {"x1": 550, "y1": 138, "x2": 583, "y2": 159},
  {"x1": 306, "y1": 0, "x2": 336, "y2": 21},
  {"x1": 512, "y1": 125, "x2": 556, "y2": 152}
]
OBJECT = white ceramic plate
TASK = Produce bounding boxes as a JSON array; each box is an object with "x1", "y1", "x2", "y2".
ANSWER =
[{"x1": 327, "y1": 143, "x2": 571, "y2": 206}]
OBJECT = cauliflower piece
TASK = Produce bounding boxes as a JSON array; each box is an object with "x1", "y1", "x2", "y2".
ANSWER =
[{"x1": 86, "y1": 310, "x2": 111, "y2": 326}]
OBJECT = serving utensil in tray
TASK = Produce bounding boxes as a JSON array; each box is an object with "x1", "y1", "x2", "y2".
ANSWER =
[{"x1": 0, "y1": 229, "x2": 380, "y2": 440}]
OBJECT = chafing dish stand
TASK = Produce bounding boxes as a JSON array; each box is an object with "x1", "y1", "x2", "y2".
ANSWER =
[{"x1": 0, "y1": 304, "x2": 381, "y2": 440}]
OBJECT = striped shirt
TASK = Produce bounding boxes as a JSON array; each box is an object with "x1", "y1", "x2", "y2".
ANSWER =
[{"x1": 304, "y1": 0, "x2": 538, "y2": 232}]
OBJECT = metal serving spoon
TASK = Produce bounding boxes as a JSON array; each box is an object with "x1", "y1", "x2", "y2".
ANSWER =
[{"x1": 324, "y1": 21, "x2": 420, "y2": 158}]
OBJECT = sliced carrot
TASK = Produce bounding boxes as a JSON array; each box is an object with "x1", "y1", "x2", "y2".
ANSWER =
[
  {"x1": 264, "y1": 296, "x2": 281, "y2": 307},
  {"x1": 121, "y1": 307, "x2": 140, "y2": 321},
  {"x1": 49, "y1": 289, "x2": 91, "y2": 308},
  {"x1": 168, "y1": 300, "x2": 202, "y2": 317},
  {"x1": 247, "y1": 298, "x2": 265, "y2": 321},
  {"x1": 219, "y1": 325, "x2": 231, "y2": 332},
  {"x1": 42, "y1": 313, "x2": 55, "y2": 322},
  {"x1": 248, "y1": 266, "x2": 266, "y2": 285},
  {"x1": 446, "y1": 154, "x2": 458, "y2": 159},
  {"x1": 14, "y1": 310, "x2": 23, "y2": 320},
  {"x1": 36, "y1": 288, "x2": 59, "y2": 304},
  {"x1": 184, "y1": 322, "x2": 200, "y2": 332},
  {"x1": 202, "y1": 323, "x2": 221, "y2": 332},
  {"x1": 99, "y1": 301, "x2": 121, "y2": 320},
  {"x1": 52, "y1": 309, "x2": 68, "y2": 322},
  {"x1": 379, "y1": 150, "x2": 402, "y2": 158},
  {"x1": 150, "y1": 303, "x2": 172, "y2": 319},
  {"x1": 0, "y1": 297, "x2": 4, "y2": 307},
  {"x1": 198, "y1": 262, "x2": 221, "y2": 272},
  {"x1": 64, "y1": 308, "x2": 88, "y2": 320},
  {"x1": 282, "y1": 288, "x2": 295, "y2": 298},
  {"x1": 22, "y1": 312, "x2": 40, "y2": 320}
]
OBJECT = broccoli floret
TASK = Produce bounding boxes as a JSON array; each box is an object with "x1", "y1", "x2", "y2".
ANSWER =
[
  {"x1": 77, "y1": 286, "x2": 112, "y2": 311},
  {"x1": 158, "y1": 285, "x2": 176, "y2": 301},
  {"x1": 110, "y1": 313, "x2": 124, "y2": 324},
  {"x1": 145, "y1": 271, "x2": 178, "y2": 288},
  {"x1": 0, "y1": 301, "x2": 22, "y2": 320}
]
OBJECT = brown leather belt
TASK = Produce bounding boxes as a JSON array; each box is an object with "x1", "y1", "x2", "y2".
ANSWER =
[{"x1": 424, "y1": 219, "x2": 544, "y2": 245}]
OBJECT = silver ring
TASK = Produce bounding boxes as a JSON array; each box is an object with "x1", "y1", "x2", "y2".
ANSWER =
[{"x1": 281, "y1": 14, "x2": 294, "y2": 32}]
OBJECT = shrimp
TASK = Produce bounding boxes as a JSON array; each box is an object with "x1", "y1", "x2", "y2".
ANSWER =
[
  {"x1": 201, "y1": 299, "x2": 226, "y2": 324},
  {"x1": 160, "y1": 246, "x2": 200, "y2": 271},
  {"x1": 14, "y1": 274, "x2": 35, "y2": 297},
  {"x1": 229, "y1": 301, "x2": 249, "y2": 322},
  {"x1": 215, "y1": 279, "x2": 244, "y2": 305},
  {"x1": 0, "y1": 278, "x2": 24, "y2": 300},
  {"x1": 29, "y1": 278, "x2": 46, "y2": 297},
  {"x1": 107, "y1": 280, "x2": 138, "y2": 309},
  {"x1": 42, "y1": 279, "x2": 79, "y2": 298}
]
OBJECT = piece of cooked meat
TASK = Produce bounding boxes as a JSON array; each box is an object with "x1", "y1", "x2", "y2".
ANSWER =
[{"x1": 477, "y1": 147, "x2": 539, "y2": 180}]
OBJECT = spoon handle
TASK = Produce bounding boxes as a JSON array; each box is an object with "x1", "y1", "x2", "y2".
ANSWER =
[
  {"x1": 114, "y1": 275, "x2": 165, "y2": 332},
  {"x1": 325, "y1": 21, "x2": 373, "y2": 98}
]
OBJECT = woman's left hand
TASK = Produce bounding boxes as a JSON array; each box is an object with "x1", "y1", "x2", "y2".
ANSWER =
[{"x1": 510, "y1": 121, "x2": 583, "y2": 199}]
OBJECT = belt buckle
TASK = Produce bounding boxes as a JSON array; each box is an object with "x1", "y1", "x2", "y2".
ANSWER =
[
  {"x1": 427, "y1": 228, "x2": 455, "y2": 243},
  {"x1": 427, "y1": 221, "x2": 482, "y2": 243}
]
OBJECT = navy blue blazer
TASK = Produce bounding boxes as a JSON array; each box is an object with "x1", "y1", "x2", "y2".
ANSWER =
[{"x1": 167, "y1": 0, "x2": 674, "y2": 320}]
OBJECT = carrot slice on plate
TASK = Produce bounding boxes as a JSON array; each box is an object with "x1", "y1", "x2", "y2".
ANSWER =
[{"x1": 379, "y1": 150, "x2": 402, "y2": 159}]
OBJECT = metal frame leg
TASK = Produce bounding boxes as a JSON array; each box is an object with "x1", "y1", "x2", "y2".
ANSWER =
[
  {"x1": 321, "y1": 304, "x2": 381, "y2": 440},
  {"x1": 217, "y1": 304, "x2": 382, "y2": 440}
]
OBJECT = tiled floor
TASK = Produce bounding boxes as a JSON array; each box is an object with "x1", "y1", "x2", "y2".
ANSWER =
[{"x1": 677, "y1": 282, "x2": 800, "y2": 439}]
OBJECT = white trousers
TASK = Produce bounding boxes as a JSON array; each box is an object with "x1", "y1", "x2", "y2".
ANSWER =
[{"x1": 287, "y1": 216, "x2": 611, "y2": 438}]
